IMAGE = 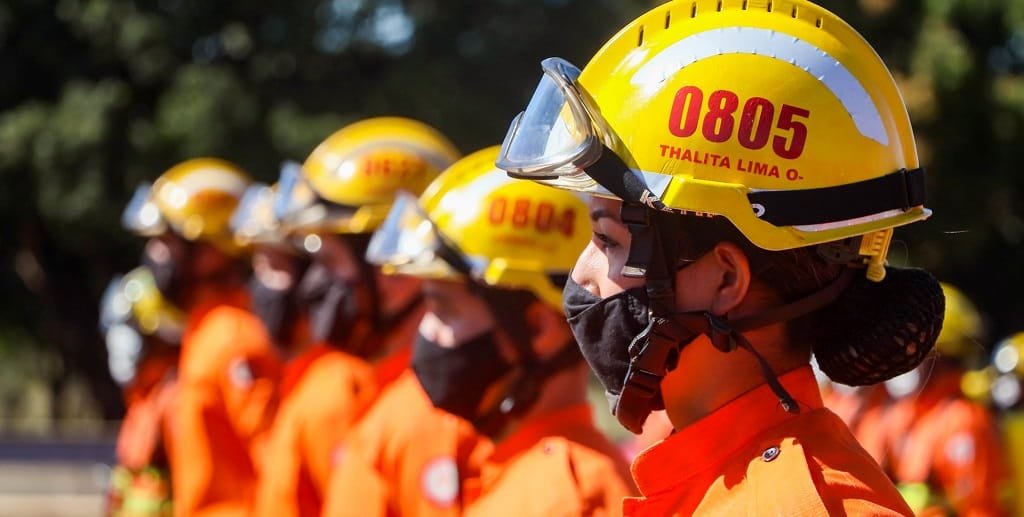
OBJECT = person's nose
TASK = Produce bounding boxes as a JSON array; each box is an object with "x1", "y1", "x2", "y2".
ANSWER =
[{"x1": 570, "y1": 241, "x2": 607, "y2": 298}]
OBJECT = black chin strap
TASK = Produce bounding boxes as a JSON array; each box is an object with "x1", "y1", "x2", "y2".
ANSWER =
[
  {"x1": 585, "y1": 148, "x2": 855, "y2": 433},
  {"x1": 472, "y1": 341, "x2": 582, "y2": 437},
  {"x1": 613, "y1": 266, "x2": 854, "y2": 433}
]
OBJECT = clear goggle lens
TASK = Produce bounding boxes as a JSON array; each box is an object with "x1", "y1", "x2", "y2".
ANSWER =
[
  {"x1": 231, "y1": 183, "x2": 277, "y2": 240},
  {"x1": 366, "y1": 191, "x2": 463, "y2": 280},
  {"x1": 122, "y1": 183, "x2": 167, "y2": 236},
  {"x1": 497, "y1": 57, "x2": 603, "y2": 191}
]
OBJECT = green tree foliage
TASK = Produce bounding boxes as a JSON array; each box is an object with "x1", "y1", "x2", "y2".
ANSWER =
[{"x1": 1, "y1": 0, "x2": 1023, "y2": 420}]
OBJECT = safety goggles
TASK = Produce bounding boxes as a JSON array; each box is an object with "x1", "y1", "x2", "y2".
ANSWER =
[
  {"x1": 274, "y1": 161, "x2": 363, "y2": 234},
  {"x1": 231, "y1": 183, "x2": 275, "y2": 241},
  {"x1": 122, "y1": 182, "x2": 168, "y2": 236},
  {"x1": 365, "y1": 191, "x2": 475, "y2": 280},
  {"x1": 497, "y1": 57, "x2": 610, "y2": 193}
]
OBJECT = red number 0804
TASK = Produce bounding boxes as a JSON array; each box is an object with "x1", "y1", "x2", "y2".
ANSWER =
[
  {"x1": 668, "y1": 86, "x2": 810, "y2": 160},
  {"x1": 487, "y1": 198, "x2": 576, "y2": 238}
]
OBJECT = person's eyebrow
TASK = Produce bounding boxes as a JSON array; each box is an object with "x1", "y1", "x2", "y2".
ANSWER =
[{"x1": 590, "y1": 208, "x2": 619, "y2": 223}]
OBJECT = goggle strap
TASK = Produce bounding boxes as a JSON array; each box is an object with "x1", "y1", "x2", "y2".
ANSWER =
[
  {"x1": 585, "y1": 146, "x2": 669, "y2": 212},
  {"x1": 748, "y1": 168, "x2": 926, "y2": 227}
]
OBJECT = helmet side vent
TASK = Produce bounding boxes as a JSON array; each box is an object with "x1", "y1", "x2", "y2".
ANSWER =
[
  {"x1": 815, "y1": 17, "x2": 823, "y2": 28},
  {"x1": 741, "y1": 0, "x2": 748, "y2": 10},
  {"x1": 767, "y1": 1, "x2": 773, "y2": 12},
  {"x1": 716, "y1": 0, "x2": 723, "y2": 12},
  {"x1": 664, "y1": 9, "x2": 672, "y2": 28},
  {"x1": 791, "y1": 5, "x2": 798, "y2": 18},
  {"x1": 637, "y1": 25, "x2": 645, "y2": 46},
  {"x1": 690, "y1": 2, "x2": 697, "y2": 18}
]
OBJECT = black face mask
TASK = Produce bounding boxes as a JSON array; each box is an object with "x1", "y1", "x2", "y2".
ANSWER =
[
  {"x1": 411, "y1": 331, "x2": 515, "y2": 423},
  {"x1": 563, "y1": 277, "x2": 659, "y2": 400},
  {"x1": 296, "y1": 261, "x2": 365, "y2": 346},
  {"x1": 248, "y1": 276, "x2": 303, "y2": 346},
  {"x1": 142, "y1": 247, "x2": 182, "y2": 304}
]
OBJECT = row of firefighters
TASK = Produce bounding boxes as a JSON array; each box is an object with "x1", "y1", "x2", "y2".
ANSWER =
[{"x1": 101, "y1": 116, "x2": 1024, "y2": 517}]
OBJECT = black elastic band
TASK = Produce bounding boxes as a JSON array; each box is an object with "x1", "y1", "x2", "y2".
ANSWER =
[
  {"x1": 748, "y1": 168, "x2": 926, "y2": 227},
  {"x1": 731, "y1": 332, "x2": 800, "y2": 413},
  {"x1": 477, "y1": 340, "x2": 583, "y2": 436}
]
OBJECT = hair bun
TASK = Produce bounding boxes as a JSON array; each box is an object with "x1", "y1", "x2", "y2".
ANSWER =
[{"x1": 813, "y1": 267, "x2": 945, "y2": 386}]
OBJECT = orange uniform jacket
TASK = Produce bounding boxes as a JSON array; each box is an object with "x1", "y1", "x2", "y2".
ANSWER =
[
  {"x1": 462, "y1": 404, "x2": 635, "y2": 516},
  {"x1": 322, "y1": 369, "x2": 483, "y2": 517},
  {"x1": 169, "y1": 301, "x2": 282, "y2": 517},
  {"x1": 117, "y1": 345, "x2": 179, "y2": 471},
  {"x1": 624, "y1": 367, "x2": 913, "y2": 516},
  {"x1": 254, "y1": 345, "x2": 379, "y2": 517},
  {"x1": 883, "y1": 368, "x2": 1009, "y2": 516}
]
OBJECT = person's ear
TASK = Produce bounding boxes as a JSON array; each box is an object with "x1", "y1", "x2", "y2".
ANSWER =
[
  {"x1": 708, "y1": 241, "x2": 751, "y2": 316},
  {"x1": 527, "y1": 301, "x2": 574, "y2": 359}
]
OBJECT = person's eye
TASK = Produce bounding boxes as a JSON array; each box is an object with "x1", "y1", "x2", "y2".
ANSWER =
[{"x1": 593, "y1": 231, "x2": 620, "y2": 251}]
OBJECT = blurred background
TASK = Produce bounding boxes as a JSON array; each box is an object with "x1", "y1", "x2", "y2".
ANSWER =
[{"x1": 1, "y1": 0, "x2": 1023, "y2": 513}]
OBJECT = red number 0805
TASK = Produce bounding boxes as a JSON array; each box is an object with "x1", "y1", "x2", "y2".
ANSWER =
[
  {"x1": 668, "y1": 86, "x2": 810, "y2": 160},
  {"x1": 487, "y1": 198, "x2": 576, "y2": 238}
]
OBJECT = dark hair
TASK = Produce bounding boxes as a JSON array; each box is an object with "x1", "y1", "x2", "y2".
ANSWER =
[{"x1": 670, "y1": 215, "x2": 944, "y2": 385}]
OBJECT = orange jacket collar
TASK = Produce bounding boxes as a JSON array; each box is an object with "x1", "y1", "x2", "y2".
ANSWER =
[
  {"x1": 631, "y1": 366, "x2": 823, "y2": 496},
  {"x1": 487, "y1": 404, "x2": 594, "y2": 466},
  {"x1": 278, "y1": 345, "x2": 334, "y2": 400}
]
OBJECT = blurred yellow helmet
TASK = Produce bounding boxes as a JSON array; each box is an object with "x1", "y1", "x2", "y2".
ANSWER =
[
  {"x1": 123, "y1": 158, "x2": 252, "y2": 255},
  {"x1": 497, "y1": 0, "x2": 928, "y2": 281},
  {"x1": 367, "y1": 146, "x2": 591, "y2": 310},
  {"x1": 276, "y1": 117, "x2": 461, "y2": 236},
  {"x1": 935, "y1": 282, "x2": 984, "y2": 359}
]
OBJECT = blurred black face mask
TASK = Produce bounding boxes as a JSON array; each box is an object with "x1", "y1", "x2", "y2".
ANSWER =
[
  {"x1": 141, "y1": 245, "x2": 184, "y2": 305},
  {"x1": 296, "y1": 261, "x2": 364, "y2": 346},
  {"x1": 562, "y1": 277, "x2": 653, "y2": 400},
  {"x1": 248, "y1": 276, "x2": 304, "y2": 345},
  {"x1": 411, "y1": 331, "x2": 514, "y2": 422}
]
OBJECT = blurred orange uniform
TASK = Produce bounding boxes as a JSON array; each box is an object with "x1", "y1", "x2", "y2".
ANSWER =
[
  {"x1": 822, "y1": 384, "x2": 889, "y2": 463},
  {"x1": 884, "y1": 368, "x2": 1009, "y2": 516},
  {"x1": 117, "y1": 345, "x2": 179, "y2": 472},
  {"x1": 109, "y1": 345, "x2": 179, "y2": 515},
  {"x1": 259, "y1": 303, "x2": 424, "y2": 517},
  {"x1": 462, "y1": 404, "x2": 634, "y2": 516},
  {"x1": 623, "y1": 368, "x2": 913, "y2": 516},
  {"x1": 169, "y1": 298, "x2": 282, "y2": 517},
  {"x1": 254, "y1": 345, "x2": 379, "y2": 517},
  {"x1": 322, "y1": 369, "x2": 482, "y2": 517}
]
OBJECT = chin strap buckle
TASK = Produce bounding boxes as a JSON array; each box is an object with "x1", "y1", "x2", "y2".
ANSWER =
[{"x1": 620, "y1": 203, "x2": 651, "y2": 278}]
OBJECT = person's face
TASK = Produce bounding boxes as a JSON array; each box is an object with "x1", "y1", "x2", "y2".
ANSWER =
[
  {"x1": 570, "y1": 197, "x2": 644, "y2": 299},
  {"x1": 252, "y1": 246, "x2": 303, "y2": 290},
  {"x1": 418, "y1": 279, "x2": 497, "y2": 349},
  {"x1": 312, "y1": 234, "x2": 362, "y2": 282},
  {"x1": 144, "y1": 233, "x2": 187, "y2": 272},
  {"x1": 569, "y1": 196, "x2": 721, "y2": 313}
]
